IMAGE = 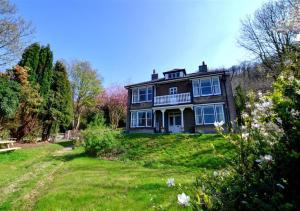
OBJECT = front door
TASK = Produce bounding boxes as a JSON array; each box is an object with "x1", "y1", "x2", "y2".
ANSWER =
[{"x1": 168, "y1": 113, "x2": 181, "y2": 133}]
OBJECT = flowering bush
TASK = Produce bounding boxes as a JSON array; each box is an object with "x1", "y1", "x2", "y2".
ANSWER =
[{"x1": 193, "y1": 69, "x2": 300, "y2": 209}]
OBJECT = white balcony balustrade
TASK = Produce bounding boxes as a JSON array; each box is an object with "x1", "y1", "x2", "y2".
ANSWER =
[{"x1": 154, "y1": 92, "x2": 191, "y2": 106}]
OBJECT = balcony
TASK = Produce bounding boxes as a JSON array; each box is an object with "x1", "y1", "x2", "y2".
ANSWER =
[{"x1": 154, "y1": 92, "x2": 191, "y2": 106}]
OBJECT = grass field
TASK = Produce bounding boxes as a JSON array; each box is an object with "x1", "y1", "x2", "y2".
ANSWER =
[{"x1": 0, "y1": 134, "x2": 234, "y2": 210}]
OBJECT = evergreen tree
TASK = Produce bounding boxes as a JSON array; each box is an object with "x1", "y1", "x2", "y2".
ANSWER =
[
  {"x1": 18, "y1": 43, "x2": 41, "y2": 83},
  {"x1": 41, "y1": 61, "x2": 73, "y2": 141},
  {"x1": 0, "y1": 76, "x2": 21, "y2": 131},
  {"x1": 18, "y1": 43, "x2": 54, "y2": 141},
  {"x1": 37, "y1": 45, "x2": 53, "y2": 98}
]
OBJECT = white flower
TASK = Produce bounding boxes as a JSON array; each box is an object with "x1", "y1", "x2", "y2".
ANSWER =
[
  {"x1": 246, "y1": 103, "x2": 251, "y2": 108},
  {"x1": 214, "y1": 121, "x2": 224, "y2": 128},
  {"x1": 253, "y1": 123, "x2": 260, "y2": 129},
  {"x1": 256, "y1": 155, "x2": 273, "y2": 163},
  {"x1": 261, "y1": 101, "x2": 272, "y2": 108},
  {"x1": 276, "y1": 118, "x2": 282, "y2": 125},
  {"x1": 296, "y1": 34, "x2": 300, "y2": 43},
  {"x1": 177, "y1": 193, "x2": 190, "y2": 207},
  {"x1": 258, "y1": 91, "x2": 263, "y2": 97},
  {"x1": 291, "y1": 109, "x2": 300, "y2": 117},
  {"x1": 242, "y1": 133, "x2": 249, "y2": 139},
  {"x1": 166, "y1": 178, "x2": 175, "y2": 187},
  {"x1": 241, "y1": 112, "x2": 248, "y2": 119},
  {"x1": 288, "y1": 75, "x2": 295, "y2": 81},
  {"x1": 277, "y1": 183, "x2": 285, "y2": 189},
  {"x1": 213, "y1": 171, "x2": 218, "y2": 177},
  {"x1": 264, "y1": 155, "x2": 273, "y2": 162}
]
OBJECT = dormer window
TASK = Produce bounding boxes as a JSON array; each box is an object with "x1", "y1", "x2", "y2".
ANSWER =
[
  {"x1": 163, "y1": 69, "x2": 186, "y2": 80},
  {"x1": 169, "y1": 72, "x2": 180, "y2": 79}
]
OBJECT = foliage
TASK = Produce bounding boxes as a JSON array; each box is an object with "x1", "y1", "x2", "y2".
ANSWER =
[
  {"x1": 41, "y1": 61, "x2": 73, "y2": 141},
  {"x1": 271, "y1": 72, "x2": 300, "y2": 207},
  {"x1": 82, "y1": 128, "x2": 121, "y2": 157},
  {"x1": 36, "y1": 44, "x2": 53, "y2": 98},
  {"x1": 18, "y1": 43, "x2": 40, "y2": 83},
  {"x1": 193, "y1": 68, "x2": 300, "y2": 209},
  {"x1": 69, "y1": 60, "x2": 103, "y2": 130},
  {"x1": 0, "y1": 0, "x2": 33, "y2": 67},
  {"x1": 10, "y1": 65, "x2": 43, "y2": 141},
  {"x1": 98, "y1": 84, "x2": 127, "y2": 129},
  {"x1": 234, "y1": 84, "x2": 246, "y2": 126},
  {"x1": 0, "y1": 76, "x2": 20, "y2": 119}
]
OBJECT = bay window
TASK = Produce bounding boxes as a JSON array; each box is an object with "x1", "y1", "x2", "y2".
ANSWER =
[
  {"x1": 192, "y1": 76, "x2": 221, "y2": 96},
  {"x1": 132, "y1": 86, "x2": 153, "y2": 103},
  {"x1": 195, "y1": 103, "x2": 225, "y2": 125},
  {"x1": 131, "y1": 110, "x2": 152, "y2": 127}
]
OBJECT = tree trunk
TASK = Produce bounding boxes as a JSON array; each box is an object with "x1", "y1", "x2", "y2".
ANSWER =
[
  {"x1": 74, "y1": 113, "x2": 81, "y2": 131},
  {"x1": 41, "y1": 122, "x2": 52, "y2": 142}
]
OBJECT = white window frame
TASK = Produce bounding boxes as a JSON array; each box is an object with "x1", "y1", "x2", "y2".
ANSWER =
[
  {"x1": 200, "y1": 77, "x2": 213, "y2": 96},
  {"x1": 169, "y1": 87, "x2": 178, "y2": 95},
  {"x1": 131, "y1": 86, "x2": 153, "y2": 103},
  {"x1": 130, "y1": 110, "x2": 153, "y2": 128},
  {"x1": 194, "y1": 103, "x2": 225, "y2": 125},
  {"x1": 192, "y1": 76, "x2": 221, "y2": 97}
]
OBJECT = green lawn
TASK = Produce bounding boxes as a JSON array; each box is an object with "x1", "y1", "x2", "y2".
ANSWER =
[{"x1": 0, "y1": 134, "x2": 234, "y2": 210}]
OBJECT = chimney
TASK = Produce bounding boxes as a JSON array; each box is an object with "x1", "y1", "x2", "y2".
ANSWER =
[
  {"x1": 199, "y1": 61, "x2": 208, "y2": 72},
  {"x1": 151, "y1": 69, "x2": 158, "y2": 80}
]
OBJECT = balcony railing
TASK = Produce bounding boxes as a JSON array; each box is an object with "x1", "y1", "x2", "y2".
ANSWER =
[{"x1": 154, "y1": 92, "x2": 191, "y2": 106}]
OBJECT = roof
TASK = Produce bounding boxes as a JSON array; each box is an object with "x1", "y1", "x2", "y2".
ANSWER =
[
  {"x1": 125, "y1": 70, "x2": 228, "y2": 89},
  {"x1": 162, "y1": 68, "x2": 186, "y2": 75}
]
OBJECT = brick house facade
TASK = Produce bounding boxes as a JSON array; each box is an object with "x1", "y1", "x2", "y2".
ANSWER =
[{"x1": 125, "y1": 62, "x2": 236, "y2": 133}]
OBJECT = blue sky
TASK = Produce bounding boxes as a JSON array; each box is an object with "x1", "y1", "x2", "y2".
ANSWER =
[{"x1": 13, "y1": 0, "x2": 265, "y2": 87}]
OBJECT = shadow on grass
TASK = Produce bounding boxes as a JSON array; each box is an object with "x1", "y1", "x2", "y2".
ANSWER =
[{"x1": 55, "y1": 140, "x2": 74, "y2": 147}]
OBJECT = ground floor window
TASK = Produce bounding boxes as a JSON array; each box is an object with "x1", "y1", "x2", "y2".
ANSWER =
[
  {"x1": 194, "y1": 103, "x2": 225, "y2": 125},
  {"x1": 131, "y1": 110, "x2": 152, "y2": 127}
]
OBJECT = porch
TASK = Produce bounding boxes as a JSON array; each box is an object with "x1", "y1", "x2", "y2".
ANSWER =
[{"x1": 153, "y1": 104, "x2": 194, "y2": 133}]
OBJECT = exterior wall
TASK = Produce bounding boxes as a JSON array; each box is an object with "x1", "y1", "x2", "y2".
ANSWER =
[
  {"x1": 155, "y1": 80, "x2": 192, "y2": 96},
  {"x1": 128, "y1": 128, "x2": 154, "y2": 133},
  {"x1": 195, "y1": 125, "x2": 217, "y2": 133},
  {"x1": 126, "y1": 72, "x2": 236, "y2": 134},
  {"x1": 224, "y1": 74, "x2": 237, "y2": 128},
  {"x1": 184, "y1": 108, "x2": 195, "y2": 132}
]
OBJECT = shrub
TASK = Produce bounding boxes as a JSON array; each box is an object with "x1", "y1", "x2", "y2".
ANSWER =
[
  {"x1": 193, "y1": 70, "x2": 300, "y2": 210},
  {"x1": 81, "y1": 127, "x2": 122, "y2": 157}
]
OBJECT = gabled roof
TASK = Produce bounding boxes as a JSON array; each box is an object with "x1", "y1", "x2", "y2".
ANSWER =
[{"x1": 125, "y1": 70, "x2": 227, "y2": 89}]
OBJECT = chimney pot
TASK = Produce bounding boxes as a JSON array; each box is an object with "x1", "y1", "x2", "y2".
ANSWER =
[
  {"x1": 151, "y1": 69, "x2": 158, "y2": 80},
  {"x1": 199, "y1": 61, "x2": 208, "y2": 72}
]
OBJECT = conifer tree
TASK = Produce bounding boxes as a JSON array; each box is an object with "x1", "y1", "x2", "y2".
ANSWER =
[
  {"x1": 37, "y1": 45, "x2": 53, "y2": 98},
  {"x1": 18, "y1": 43, "x2": 41, "y2": 83},
  {"x1": 41, "y1": 61, "x2": 73, "y2": 141}
]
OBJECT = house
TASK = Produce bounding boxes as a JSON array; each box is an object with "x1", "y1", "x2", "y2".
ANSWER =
[{"x1": 125, "y1": 62, "x2": 236, "y2": 133}]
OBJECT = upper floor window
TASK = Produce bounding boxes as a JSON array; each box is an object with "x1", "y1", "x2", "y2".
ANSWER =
[
  {"x1": 169, "y1": 87, "x2": 177, "y2": 95},
  {"x1": 132, "y1": 86, "x2": 152, "y2": 103},
  {"x1": 169, "y1": 72, "x2": 180, "y2": 79},
  {"x1": 192, "y1": 76, "x2": 221, "y2": 97},
  {"x1": 194, "y1": 103, "x2": 225, "y2": 125},
  {"x1": 131, "y1": 110, "x2": 152, "y2": 127}
]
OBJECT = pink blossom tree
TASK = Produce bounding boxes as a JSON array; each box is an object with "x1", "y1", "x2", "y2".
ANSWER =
[{"x1": 99, "y1": 84, "x2": 128, "y2": 129}]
